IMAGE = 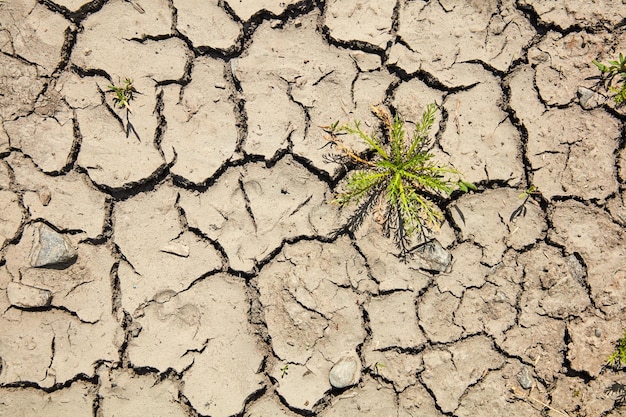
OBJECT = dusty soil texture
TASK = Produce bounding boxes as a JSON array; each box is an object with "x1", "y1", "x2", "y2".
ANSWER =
[{"x1": 1, "y1": 1, "x2": 626, "y2": 416}]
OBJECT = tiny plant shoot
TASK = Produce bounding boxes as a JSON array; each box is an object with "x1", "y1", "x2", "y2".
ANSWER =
[
  {"x1": 607, "y1": 329, "x2": 626, "y2": 368},
  {"x1": 510, "y1": 185, "x2": 541, "y2": 222},
  {"x1": 323, "y1": 104, "x2": 475, "y2": 258},
  {"x1": 593, "y1": 53, "x2": 626, "y2": 105},
  {"x1": 107, "y1": 78, "x2": 137, "y2": 113}
]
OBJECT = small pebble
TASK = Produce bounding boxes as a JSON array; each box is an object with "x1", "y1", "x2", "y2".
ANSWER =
[
  {"x1": 516, "y1": 367, "x2": 533, "y2": 389},
  {"x1": 329, "y1": 353, "x2": 361, "y2": 389}
]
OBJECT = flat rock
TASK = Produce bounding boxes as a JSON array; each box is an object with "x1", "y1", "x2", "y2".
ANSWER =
[
  {"x1": 517, "y1": 367, "x2": 534, "y2": 390},
  {"x1": 0, "y1": 0, "x2": 70, "y2": 75},
  {"x1": 329, "y1": 353, "x2": 361, "y2": 389},
  {"x1": 29, "y1": 222, "x2": 77, "y2": 267},
  {"x1": 324, "y1": 0, "x2": 395, "y2": 48},
  {"x1": 174, "y1": 0, "x2": 241, "y2": 50},
  {"x1": 6, "y1": 282, "x2": 52, "y2": 309},
  {"x1": 367, "y1": 291, "x2": 426, "y2": 349},
  {"x1": 161, "y1": 57, "x2": 238, "y2": 185},
  {"x1": 578, "y1": 86, "x2": 604, "y2": 110}
]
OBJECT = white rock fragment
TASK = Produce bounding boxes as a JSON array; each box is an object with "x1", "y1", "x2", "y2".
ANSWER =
[
  {"x1": 159, "y1": 242, "x2": 190, "y2": 258},
  {"x1": 6, "y1": 282, "x2": 52, "y2": 308},
  {"x1": 329, "y1": 353, "x2": 361, "y2": 389}
]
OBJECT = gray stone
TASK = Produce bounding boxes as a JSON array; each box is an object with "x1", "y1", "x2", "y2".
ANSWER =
[
  {"x1": 578, "y1": 86, "x2": 603, "y2": 110},
  {"x1": 517, "y1": 367, "x2": 533, "y2": 389},
  {"x1": 29, "y1": 223, "x2": 77, "y2": 267},
  {"x1": 413, "y1": 239, "x2": 451, "y2": 273},
  {"x1": 6, "y1": 282, "x2": 52, "y2": 309},
  {"x1": 329, "y1": 353, "x2": 361, "y2": 389}
]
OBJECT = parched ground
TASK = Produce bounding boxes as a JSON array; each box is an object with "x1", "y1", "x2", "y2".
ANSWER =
[{"x1": 1, "y1": 1, "x2": 626, "y2": 416}]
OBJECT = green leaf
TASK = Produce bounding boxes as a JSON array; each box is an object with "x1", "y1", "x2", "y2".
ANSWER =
[
  {"x1": 325, "y1": 103, "x2": 470, "y2": 258},
  {"x1": 458, "y1": 180, "x2": 477, "y2": 192},
  {"x1": 593, "y1": 60, "x2": 608, "y2": 72}
]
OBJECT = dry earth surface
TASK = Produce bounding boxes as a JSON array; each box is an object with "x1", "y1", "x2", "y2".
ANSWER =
[{"x1": 1, "y1": 0, "x2": 626, "y2": 416}]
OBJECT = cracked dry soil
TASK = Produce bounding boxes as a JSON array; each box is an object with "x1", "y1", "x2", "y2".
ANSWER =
[{"x1": 1, "y1": 0, "x2": 626, "y2": 416}]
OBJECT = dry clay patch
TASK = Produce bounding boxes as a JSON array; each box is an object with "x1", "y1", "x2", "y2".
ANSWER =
[{"x1": 1, "y1": 0, "x2": 626, "y2": 416}]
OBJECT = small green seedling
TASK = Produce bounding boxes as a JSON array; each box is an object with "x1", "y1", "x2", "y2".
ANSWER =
[
  {"x1": 607, "y1": 329, "x2": 626, "y2": 368},
  {"x1": 107, "y1": 78, "x2": 141, "y2": 139},
  {"x1": 593, "y1": 53, "x2": 626, "y2": 105},
  {"x1": 323, "y1": 104, "x2": 475, "y2": 258},
  {"x1": 280, "y1": 364, "x2": 289, "y2": 378},
  {"x1": 107, "y1": 78, "x2": 137, "y2": 113},
  {"x1": 373, "y1": 361, "x2": 386, "y2": 375},
  {"x1": 510, "y1": 185, "x2": 541, "y2": 222}
]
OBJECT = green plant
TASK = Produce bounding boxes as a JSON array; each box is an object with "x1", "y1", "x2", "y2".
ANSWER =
[
  {"x1": 607, "y1": 329, "x2": 626, "y2": 368},
  {"x1": 373, "y1": 361, "x2": 386, "y2": 375},
  {"x1": 280, "y1": 364, "x2": 289, "y2": 378},
  {"x1": 510, "y1": 185, "x2": 541, "y2": 222},
  {"x1": 107, "y1": 78, "x2": 137, "y2": 112},
  {"x1": 593, "y1": 53, "x2": 626, "y2": 105},
  {"x1": 323, "y1": 104, "x2": 475, "y2": 258}
]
